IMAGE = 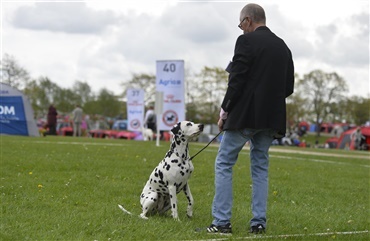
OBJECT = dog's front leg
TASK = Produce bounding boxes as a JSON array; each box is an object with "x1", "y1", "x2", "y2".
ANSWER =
[
  {"x1": 168, "y1": 185, "x2": 180, "y2": 221},
  {"x1": 183, "y1": 183, "x2": 194, "y2": 218}
]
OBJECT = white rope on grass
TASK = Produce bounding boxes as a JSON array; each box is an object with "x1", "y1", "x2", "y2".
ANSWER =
[
  {"x1": 189, "y1": 230, "x2": 369, "y2": 241},
  {"x1": 33, "y1": 140, "x2": 132, "y2": 147},
  {"x1": 270, "y1": 154, "x2": 370, "y2": 168}
]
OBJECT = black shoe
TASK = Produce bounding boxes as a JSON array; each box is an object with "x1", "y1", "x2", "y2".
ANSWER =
[
  {"x1": 249, "y1": 224, "x2": 265, "y2": 234},
  {"x1": 206, "y1": 223, "x2": 232, "y2": 235}
]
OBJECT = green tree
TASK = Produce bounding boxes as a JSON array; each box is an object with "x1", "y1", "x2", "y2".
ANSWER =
[
  {"x1": 286, "y1": 73, "x2": 306, "y2": 129},
  {"x1": 347, "y1": 96, "x2": 370, "y2": 125},
  {"x1": 121, "y1": 73, "x2": 156, "y2": 105},
  {"x1": 0, "y1": 54, "x2": 30, "y2": 90},
  {"x1": 72, "y1": 81, "x2": 94, "y2": 105},
  {"x1": 54, "y1": 88, "x2": 80, "y2": 114},
  {"x1": 22, "y1": 77, "x2": 61, "y2": 117},
  {"x1": 24, "y1": 77, "x2": 79, "y2": 117},
  {"x1": 286, "y1": 94, "x2": 306, "y2": 130},
  {"x1": 325, "y1": 99, "x2": 351, "y2": 124},
  {"x1": 84, "y1": 88, "x2": 122, "y2": 118},
  {"x1": 296, "y1": 70, "x2": 348, "y2": 136},
  {"x1": 188, "y1": 67, "x2": 228, "y2": 123},
  {"x1": 23, "y1": 79, "x2": 46, "y2": 118}
]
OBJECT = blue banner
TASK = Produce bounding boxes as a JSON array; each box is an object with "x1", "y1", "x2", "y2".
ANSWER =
[{"x1": 0, "y1": 96, "x2": 28, "y2": 135}]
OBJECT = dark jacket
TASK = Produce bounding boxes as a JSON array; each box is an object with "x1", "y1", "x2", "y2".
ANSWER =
[
  {"x1": 47, "y1": 105, "x2": 58, "y2": 126},
  {"x1": 221, "y1": 26, "x2": 294, "y2": 136}
]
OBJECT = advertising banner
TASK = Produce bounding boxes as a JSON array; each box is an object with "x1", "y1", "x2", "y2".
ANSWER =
[
  {"x1": 126, "y1": 88, "x2": 144, "y2": 132},
  {"x1": 0, "y1": 96, "x2": 28, "y2": 135},
  {"x1": 156, "y1": 60, "x2": 185, "y2": 130}
]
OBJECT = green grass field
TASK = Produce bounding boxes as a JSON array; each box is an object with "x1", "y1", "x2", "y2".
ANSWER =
[{"x1": 1, "y1": 135, "x2": 369, "y2": 240}]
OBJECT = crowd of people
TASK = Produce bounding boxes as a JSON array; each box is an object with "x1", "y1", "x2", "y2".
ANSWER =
[
  {"x1": 42, "y1": 103, "x2": 159, "y2": 138},
  {"x1": 44, "y1": 104, "x2": 84, "y2": 137}
]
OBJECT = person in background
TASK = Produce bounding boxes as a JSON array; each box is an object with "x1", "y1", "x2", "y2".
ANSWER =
[
  {"x1": 351, "y1": 127, "x2": 365, "y2": 150},
  {"x1": 202, "y1": 3, "x2": 294, "y2": 235},
  {"x1": 144, "y1": 104, "x2": 156, "y2": 132},
  {"x1": 47, "y1": 104, "x2": 58, "y2": 135},
  {"x1": 72, "y1": 104, "x2": 83, "y2": 137}
]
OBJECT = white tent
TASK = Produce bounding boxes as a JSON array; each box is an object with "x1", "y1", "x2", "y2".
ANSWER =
[{"x1": 0, "y1": 83, "x2": 39, "y2": 136}]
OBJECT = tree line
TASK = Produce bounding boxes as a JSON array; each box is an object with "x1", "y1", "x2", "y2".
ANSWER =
[{"x1": 1, "y1": 54, "x2": 369, "y2": 133}]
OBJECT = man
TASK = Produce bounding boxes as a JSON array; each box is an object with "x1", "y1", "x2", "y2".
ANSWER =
[
  {"x1": 144, "y1": 104, "x2": 156, "y2": 132},
  {"x1": 351, "y1": 127, "x2": 365, "y2": 150},
  {"x1": 72, "y1": 104, "x2": 83, "y2": 137},
  {"x1": 47, "y1": 104, "x2": 58, "y2": 135},
  {"x1": 205, "y1": 3, "x2": 294, "y2": 235}
]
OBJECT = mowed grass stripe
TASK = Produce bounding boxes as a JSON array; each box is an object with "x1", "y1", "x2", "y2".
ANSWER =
[
  {"x1": 198, "y1": 147, "x2": 369, "y2": 167},
  {"x1": 186, "y1": 230, "x2": 370, "y2": 241},
  {"x1": 10, "y1": 136, "x2": 370, "y2": 159}
]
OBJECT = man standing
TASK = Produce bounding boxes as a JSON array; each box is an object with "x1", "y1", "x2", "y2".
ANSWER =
[
  {"x1": 47, "y1": 104, "x2": 58, "y2": 135},
  {"x1": 72, "y1": 104, "x2": 83, "y2": 137},
  {"x1": 144, "y1": 104, "x2": 156, "y2": 132},
  {"x1": 351, "y1": 127, "x2": 365, "y2": 150},
  {"x1": 205, "y1": 3, "x2": 294, "y2": 235}
]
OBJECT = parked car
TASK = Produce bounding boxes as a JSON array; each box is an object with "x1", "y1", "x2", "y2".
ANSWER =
[
  {"x1": 112, "y1": 120, "x2": 138, "y2": 140},
  {"x1": 40, "y1": 120, "x2": 73, "y2": 136},
  {"x1": 112, "y1": 120, "x2": 128, "y2": 130},
  {"x1": 87, "y1": 120, "x2": 113, "y2": 138},
  {"x1": 325, "y1": 137, "x2": 339, "y2": 148},
  {"x1": 337, "y1": 126, "x2": 370, "y2": 151},
  {"x1": 57, "y1": 121, "x2": 73, "y2": 136}
]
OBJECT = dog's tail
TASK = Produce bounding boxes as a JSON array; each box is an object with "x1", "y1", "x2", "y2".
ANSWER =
[
  {"x1": 118, "y1": 204, "x2": 133, "y2": 215},
  {"x1": 118, "y1": 204, "x2": 148, "y2": 220}
]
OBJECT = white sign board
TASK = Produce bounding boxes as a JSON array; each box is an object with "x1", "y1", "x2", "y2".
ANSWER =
[
  {"x1": 156, "y1": 60, "x2": 185, "y2": 130},
  {"x1": 126, "y1": 88, "x2": 144, "y2": 132}
]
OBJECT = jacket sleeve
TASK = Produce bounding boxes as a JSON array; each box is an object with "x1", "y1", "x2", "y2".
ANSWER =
[
  {"x1": 221, "y1": 35, "x2": 253, "y2": 112},
  {"x1": 285, "y1": 48, "x2": 295, "y2": 97}
]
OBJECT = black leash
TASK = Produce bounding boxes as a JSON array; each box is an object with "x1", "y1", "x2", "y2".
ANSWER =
[{"x1": 190, "y1": 131, "x2": 223, "y2": 160}]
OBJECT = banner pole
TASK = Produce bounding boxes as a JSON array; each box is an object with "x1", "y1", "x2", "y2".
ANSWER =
[{"x1": 155, "y1": 91, "x2": 163, "y2": 147}]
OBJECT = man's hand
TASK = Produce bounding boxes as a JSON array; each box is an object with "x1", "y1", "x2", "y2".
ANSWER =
[
  {"x1": 218, "y1": 118, "x2": 225, "y2": 131},
  {"x1": 218, "y1": 108, "x2": 228, "y2": 131}
]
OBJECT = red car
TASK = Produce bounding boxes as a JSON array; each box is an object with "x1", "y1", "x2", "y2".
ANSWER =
[
  {"x1": 88, "y1": 120, "x2": 112, "y2": 138},
  {"x1": 111, "y1": 120, "x2": 138, "y2": 139},
  {"x1": 56, "y1": 121, "x2": 73, "y2": 136}
]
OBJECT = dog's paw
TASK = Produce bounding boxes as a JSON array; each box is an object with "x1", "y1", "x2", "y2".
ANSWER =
[
  {"x1": 139, "y1": 213, "x2": 148, "y2": 220},
  {"x1": 171, "y1": 213, "x2": 181, "y2": 221},
  {"x1": 187, "y1": 207, "x2": 193, "y2": 218}
]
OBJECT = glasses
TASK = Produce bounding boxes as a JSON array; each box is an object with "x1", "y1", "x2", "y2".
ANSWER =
[{"x1": 238, "y1": 17, "x2": 248, "y2": 30}]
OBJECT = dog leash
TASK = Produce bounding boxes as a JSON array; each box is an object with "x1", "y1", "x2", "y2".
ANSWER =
[{"x1": 190, "y1": 131, "x2": 223, "y2": 160}]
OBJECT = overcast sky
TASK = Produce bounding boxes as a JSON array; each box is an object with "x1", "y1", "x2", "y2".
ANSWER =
[{"x1": 1, "y1": 0, "x2": 369, "y2": 98}]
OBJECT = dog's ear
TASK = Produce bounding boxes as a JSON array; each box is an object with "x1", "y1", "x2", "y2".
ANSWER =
[{"x1": 171, "y1": 123, "x2": 181, "y2": 135}]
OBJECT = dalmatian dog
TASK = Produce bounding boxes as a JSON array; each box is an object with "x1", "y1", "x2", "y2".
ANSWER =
[
  {"x1": 139, "y1": 121, "x2": 204, "y2": 220},
  {"x1": 141, "y1": 127, "x2": 154, "y2": 141}
]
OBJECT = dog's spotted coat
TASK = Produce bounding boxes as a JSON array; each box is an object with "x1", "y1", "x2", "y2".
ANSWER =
[{"x1": 140, "y1": 121, "x2": 204, "y2": 220}]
